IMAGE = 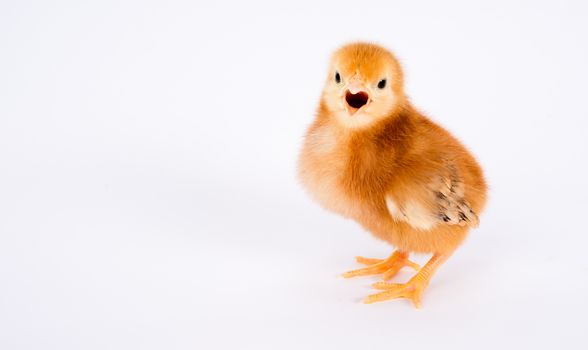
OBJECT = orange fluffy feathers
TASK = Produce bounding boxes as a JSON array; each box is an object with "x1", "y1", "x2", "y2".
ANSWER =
[{"x1": 297, "y1": 42, "x2": 487, "y2": 307}]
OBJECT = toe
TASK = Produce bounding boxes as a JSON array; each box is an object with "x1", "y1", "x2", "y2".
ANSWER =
[
  {"x1": 363, "y1": 287, "x2": 407, "y2": 304},
  {"x1": 343, "y1": 266, "x2": 382, "y2": 278},
  {"x1": 382, "y1": 265, "x2": 402, "y2": 280},
  {"x1": 343, "y1": 261, "x2": 389, "y2": 278},
  {"x1": 409, "y1": 293, "x2": 423, "y2": 308},
  {"x1": 372, "y1": 282, "x2": 402, "y2": 290},
  {"x1": 406, "y1": 260, "x2": 421, "y2": 270},
  {"x1": 355, "y1": 256, "x2": 383, "y2": 265}
]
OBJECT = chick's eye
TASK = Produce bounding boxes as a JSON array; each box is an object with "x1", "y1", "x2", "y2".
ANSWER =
[
  {"x1": 335, "y1": 72, "x2": 341, "y2": 84},
  {"x1": 377, "y1": 79, "x2": 387, "y2": 89}
]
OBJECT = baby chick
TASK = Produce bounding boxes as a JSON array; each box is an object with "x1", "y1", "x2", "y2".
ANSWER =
[{"x1": 298, "y1": 43, "x2": 487, "y2": 307}]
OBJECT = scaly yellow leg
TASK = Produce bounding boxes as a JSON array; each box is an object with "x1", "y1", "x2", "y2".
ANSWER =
[
  {"x1": 342, "y1": 251, "x2": 420, "y2": 281},
  {"x1": 364, "y1": 252, "x2": 450, "y2": 308}
]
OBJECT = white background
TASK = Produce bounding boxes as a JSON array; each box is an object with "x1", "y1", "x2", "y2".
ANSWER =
[{"x1": 1, "y1": 0, "x2": 587, "y2": 349}]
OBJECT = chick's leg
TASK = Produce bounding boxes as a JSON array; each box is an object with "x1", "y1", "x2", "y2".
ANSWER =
[
  {"x1": 342, "y1": 251, "x2": 420, "y2": 281},
  {"x1": 364, "y1": 253, "x2": 450, "y2": 308}
]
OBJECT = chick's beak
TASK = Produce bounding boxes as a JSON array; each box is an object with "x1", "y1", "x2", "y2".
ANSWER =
[{"x1": 345, "y1": 81, "x2": 369, "y2": 115}]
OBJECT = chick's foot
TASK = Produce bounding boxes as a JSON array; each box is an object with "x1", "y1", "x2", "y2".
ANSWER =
[
  {"x1": 366, "y1": 279, "x2": 428, "y2": 308},
  {"x1": 363, "y1": 253, "x2": 450, "y2": 308},
  {"x1": 342, "y1": 251, "x2": 419, "y2": 281}
]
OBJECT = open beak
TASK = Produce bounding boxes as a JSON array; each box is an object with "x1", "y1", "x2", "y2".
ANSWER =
[{"x1": 344, "y1": 82, "x2": 369, "y2": 115}]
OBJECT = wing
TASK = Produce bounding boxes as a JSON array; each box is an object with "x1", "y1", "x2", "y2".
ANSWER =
[{"x1": 385, "y1": 163, "x2": 479, "y2": 231}]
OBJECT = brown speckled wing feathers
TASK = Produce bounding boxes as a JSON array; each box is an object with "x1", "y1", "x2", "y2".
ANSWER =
[{"x1": 428, "y1": 164, "x2": 479, "y2": 227}]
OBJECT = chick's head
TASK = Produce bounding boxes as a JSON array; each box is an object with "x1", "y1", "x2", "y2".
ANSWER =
[{"x1": 322, "y1": 42, "x2": 405, "y2": 129}]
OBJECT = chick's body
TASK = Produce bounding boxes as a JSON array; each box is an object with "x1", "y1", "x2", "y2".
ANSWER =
[{"x1": 298, "y1": 43, "x2": 487, "y2": 307}]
